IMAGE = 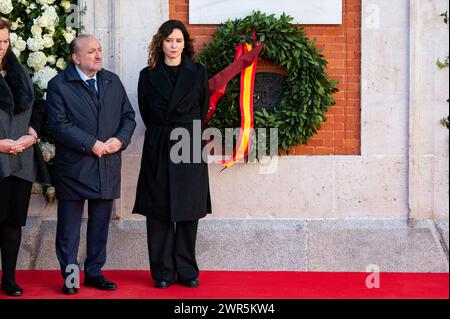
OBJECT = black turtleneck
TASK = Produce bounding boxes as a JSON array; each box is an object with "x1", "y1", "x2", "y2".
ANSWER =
[{"x1": 162, "y1": 62, "x2": 180, "y2": 86}]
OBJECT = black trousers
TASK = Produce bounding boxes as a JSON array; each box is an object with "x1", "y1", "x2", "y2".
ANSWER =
[
  {"x1": 56, "y1": 199, "x2": 113, "y2": 279},
  {"x1": 146, "y1": 218, "x2": 199, "y2": 283},
  {"x1": 0, "y1": 222, "x2": 22, "y2": 283},
  {"x1": 0, "y1": 176, "x2": 32, "y2": 227},
  {"x1": 0, "y1": 176, "x2": 32, "y2": 283}
]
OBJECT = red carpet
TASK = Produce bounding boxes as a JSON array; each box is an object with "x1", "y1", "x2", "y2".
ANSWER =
[{"x1": 0, "y1": 271, "x2": 448, "y2": 299}]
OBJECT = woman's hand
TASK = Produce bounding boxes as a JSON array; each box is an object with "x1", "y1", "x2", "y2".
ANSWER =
[
  {"x1": 10, "y1": 135, "x2": 36, "y2": 154},
  {"x1": 0, "y1": 139, "x2": 15, "y2": 154}
]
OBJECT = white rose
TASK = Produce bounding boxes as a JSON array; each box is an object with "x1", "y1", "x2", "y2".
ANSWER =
[
  {"x1": 43, "y1": 34, "x2": 54, "y2": 48},
  {"x1": 31, "y1": 25, "x2": 43, "y2": 37},
  {"x1": 32, "y1": 66, "x2": 58, "y2": 90},
  {"x1": 56, "y1": 58, "x2": 67, "y2": 70},
  {"x1": 36, "y1": 15, "x2": 50, "y2": 28},
  {"x1": 10, "y1": 18, "x2": 24, "y2": 31},
  {"x1": 47, "y1": 55, "x2": 56, "y2": 65},
  {"x1": 38, "y1": 141, "x2": 56, "y2": 162},
  {"x1": 63, "y1": 30, "x2": 76, "y2": 44},
  {"x1": 25, "y1": 8, "x2": 31, "y2": 14},
  {"x1": 36, "y1": 0, "x2": 56, "y2": 5},
  {"x1": 27, "y1": 35, "x2": 45, "y2": 52},
  {"x1": 14, "y1": 38, "x2": 27, "y2": 52},
  {"x1": 29, "y1": 3, "x2": 37, "y2": 9},
  {"x1": 46, "y1": 26, "x2": 55, "y2": 36},
  {"x1": 9, "y1": 32, "x2": 18, "y2": 45},
  {"x1": 0, "y1": 0, "x2": 13, "y2": 15},
  {"x1": 35, "y1": 5, "x2": 58, "y2": 28},
  {"x1": 32, "y1": 183, "x2": 44, "y2": 195},
  {"x1": 27, "y1": 51, "x2": 48, "y2": 71},
  {"x1": 60, "y1": 0, "x2": 71, "y2": 11},
  {"x1": 12, "y1": 48, "x2": 21, "y2": 58}
]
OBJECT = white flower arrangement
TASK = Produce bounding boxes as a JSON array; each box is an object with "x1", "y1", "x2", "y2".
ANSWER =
[
  {"x1": 36, "y1": 0, "x2": 56, "y2": 5},
  {"x1": 35, "y1": 4, "x2": 58, "y2": 28},
  {"x1": 32, "y1": 65, "x2": 58, "y2": 90},
  {"x1": 56, "y1": 57, "x2": 66, "y2": 70},
  {"x1": 63, "y1": 26, "x2": 76, "y2": 43},
  {"x1": 26, "y1": 34, "x2": 45, "y2": 51},
  {"x1": 47, "y1": 54, "x2": 56, "y2": 65},
  {"x1": 14, "y1": 37, "x2": 27, "y2": 52},
  {"x1": 27, "y1": 51, "x2": 47, "y2": 71},
  {"x1": 31, "y1": 24, "x2": 43, "y2": 36},
  {"x1": 0, "y1": 0, "x2": 13, "y2": 15},
  {"x1": 38, "y1": 141, "x2": 56, "y2": 162},
  {"x1": 10, "y1": 17, "x2": 23, "y2": 30},
  {"x1": 60, "y1": 0, "x2": 71, "y2": 10},
  {"x1": 43, "y1": 34, "x2": 54, "y2": 48},
  {"x1": 31, "y1": 182, "x2": 44, "y2": 195},
  {"x1": 2, "y1": 0, "x2": 81, "y2": 93}
]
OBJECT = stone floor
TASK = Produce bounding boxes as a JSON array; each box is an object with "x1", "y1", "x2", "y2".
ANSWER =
[{"x1": 1, "y1": 218, "x2": 448, "y2": 273}]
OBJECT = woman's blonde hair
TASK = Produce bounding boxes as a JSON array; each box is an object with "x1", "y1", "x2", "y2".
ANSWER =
[{"x1": 147, "y1": 20, "x2": 194, "y2": 69}]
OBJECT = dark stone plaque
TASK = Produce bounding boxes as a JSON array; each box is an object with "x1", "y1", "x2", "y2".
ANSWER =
[{"x1": 253, "y1": 72, "x2": 287, "y2": 112}]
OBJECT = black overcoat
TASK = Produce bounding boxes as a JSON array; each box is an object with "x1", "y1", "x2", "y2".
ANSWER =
[
  {"x1": 46, "y1": 63, "x2": 136, "y2": 200},
  {"x1": 132, "y1": 56, "x2": 212, "y2": 222}
]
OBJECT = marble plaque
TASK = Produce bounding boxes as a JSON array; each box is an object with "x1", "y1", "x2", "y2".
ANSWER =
[{"x1": 189, "y1": 0, "x2": 343, "y2": 25}]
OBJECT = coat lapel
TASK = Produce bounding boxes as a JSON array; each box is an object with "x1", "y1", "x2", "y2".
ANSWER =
[
  {"x1": 148, "y1": 63, "x2": 174, "y2": 102},
  {"x1": 97, "y1": 71, "x2": 110, "y2": 103},
  {"x1": 65, "y1": 64, "x2": 98, "y2": 118}
]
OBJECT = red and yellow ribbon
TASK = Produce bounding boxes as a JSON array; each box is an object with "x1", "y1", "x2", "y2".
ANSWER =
[
  {"x1": 207, "y1": 40, "x2": 263, "y2": 168},
  {"x1": 222, "y1": 42, "x2": 258, "y2": 167}
]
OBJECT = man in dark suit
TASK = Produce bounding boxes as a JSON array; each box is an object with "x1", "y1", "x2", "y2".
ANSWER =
[{"x1": 46, "y1": 34, "x2": 136, "y2": 295}]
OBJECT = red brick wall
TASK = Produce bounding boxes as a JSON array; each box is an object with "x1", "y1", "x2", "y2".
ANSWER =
[{"x1": 170, "y1": 0, "x2": 361, "y2": 155}]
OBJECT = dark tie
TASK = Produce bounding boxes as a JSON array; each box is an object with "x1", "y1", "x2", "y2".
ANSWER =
[{"x1": 86, "y1": 78, "x2": 99, "y2": 98}]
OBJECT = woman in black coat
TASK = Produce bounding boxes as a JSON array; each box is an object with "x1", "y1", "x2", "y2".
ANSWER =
[
  {"x1": 0, "y1": 19, "x2": 50, "y2": 296},
  {"x1": 133, "y1": 20, "x2": 212, "y2": 289}
]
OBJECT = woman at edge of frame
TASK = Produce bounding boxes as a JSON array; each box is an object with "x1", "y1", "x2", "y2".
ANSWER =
[{"x1": 0, "y1": 18, "x2": 50, "y2": 297}]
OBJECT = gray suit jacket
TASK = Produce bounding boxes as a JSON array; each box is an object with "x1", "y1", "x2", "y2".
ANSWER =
[{"x1": 0, "y1": 49, "x2": 47, "y2": 184}]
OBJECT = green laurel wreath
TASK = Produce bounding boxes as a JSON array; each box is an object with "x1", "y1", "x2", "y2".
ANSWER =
[{"x1": 198, "y1": 11, "x2": 338, "y2": 152}]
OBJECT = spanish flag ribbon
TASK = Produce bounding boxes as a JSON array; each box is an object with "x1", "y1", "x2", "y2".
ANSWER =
[{"x1": 206, "y1": 41, "x2": 263, "y2": 168}]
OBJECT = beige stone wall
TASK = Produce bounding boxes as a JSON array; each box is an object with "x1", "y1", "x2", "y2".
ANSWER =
[
  {"x1": 28, "y1": 0, "x2": 449, "y2": 221},
  {"x1": 408, "y1": 0, "x2": 449, "y2": 220}
]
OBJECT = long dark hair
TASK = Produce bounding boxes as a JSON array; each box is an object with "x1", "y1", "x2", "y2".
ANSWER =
[{"x1": 147, "y1": 20, "x2": 194, "y2": 69}]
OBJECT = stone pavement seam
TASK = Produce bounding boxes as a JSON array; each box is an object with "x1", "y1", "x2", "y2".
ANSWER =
[
  {"x1": 28, "y1": 219, "x2": 43, "y2": 270},
  {"x1": 428, "y1": 219, "x2": 449, "y2": 268}
]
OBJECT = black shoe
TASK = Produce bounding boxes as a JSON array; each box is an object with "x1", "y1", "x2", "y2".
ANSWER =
[
  {"x1": 177, "y1": 278, "x2": 199, "y2": 288},
  {"x1": 1, "y1": 280, "x2": 23, "y2": 296},
  {"x1": 154, "y1": 280, "x2": 172, "y2": 289},
  {"x1": 62, "y1": 284, "x2": 78, "y2": 295},
  {"x1": 84, "y1": 275, "x2": 117, "y2": 290}
]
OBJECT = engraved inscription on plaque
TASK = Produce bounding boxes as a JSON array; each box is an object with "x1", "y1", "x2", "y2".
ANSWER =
[{"x1": 253, "y1": 72, "x2": 287, "y2": 112}]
